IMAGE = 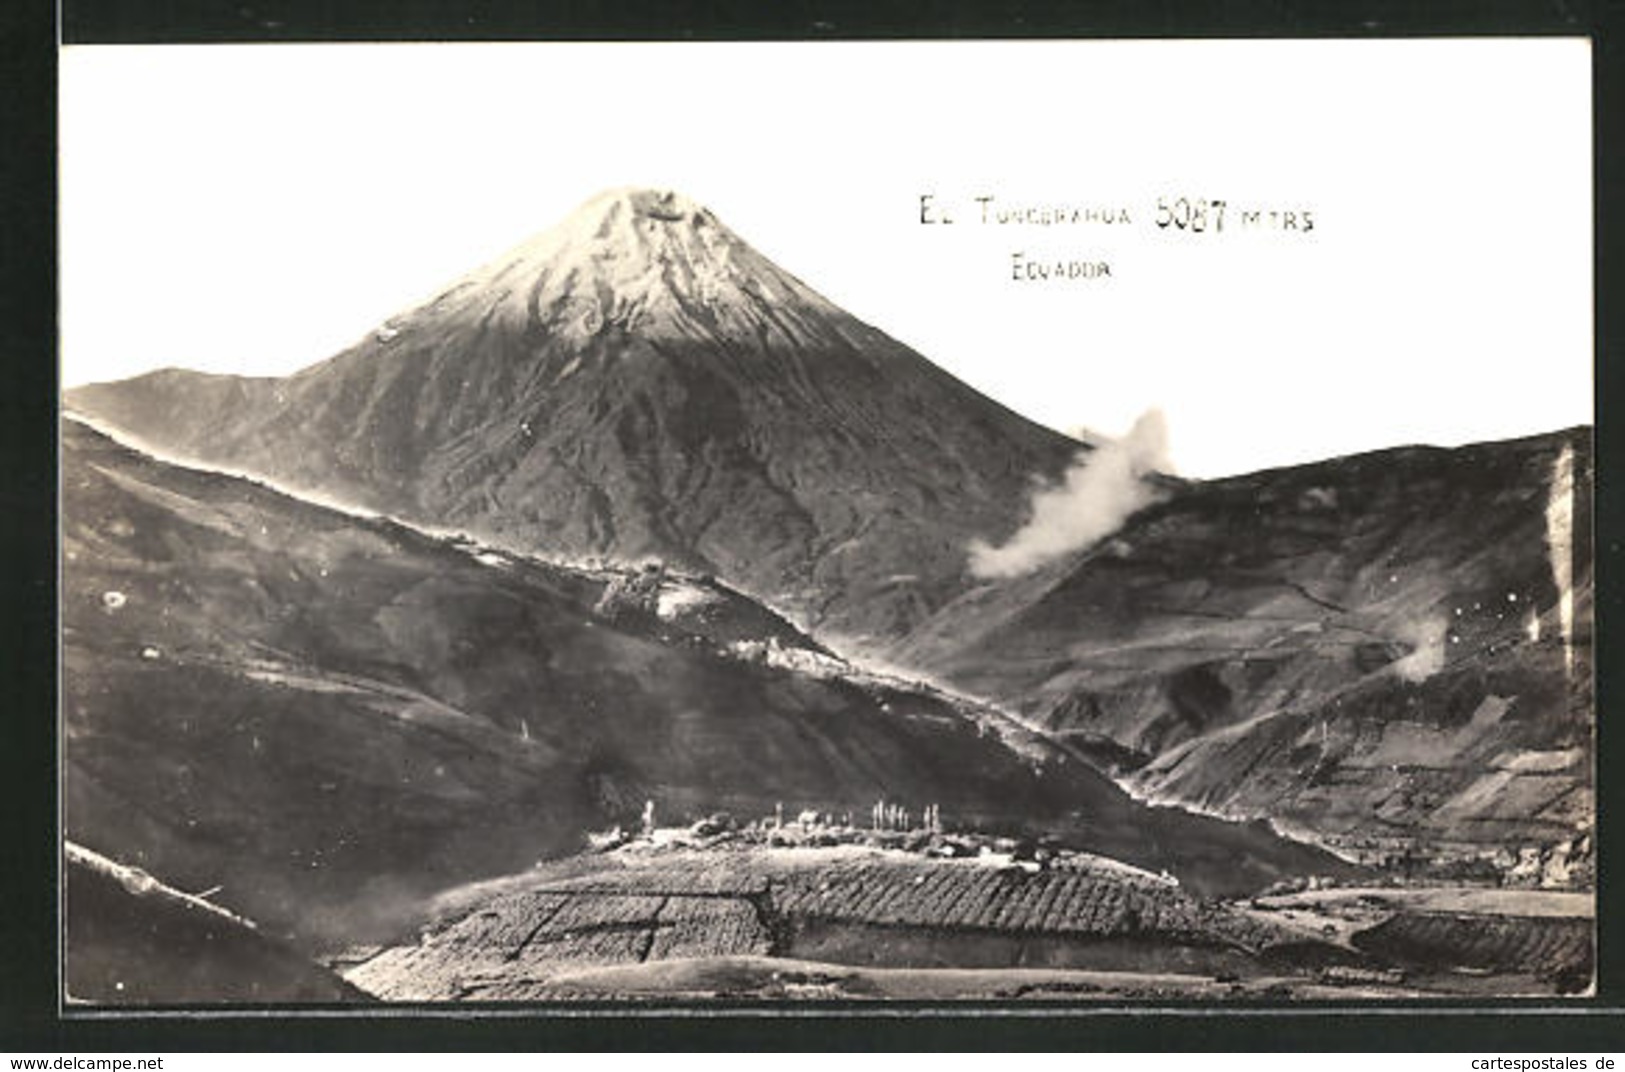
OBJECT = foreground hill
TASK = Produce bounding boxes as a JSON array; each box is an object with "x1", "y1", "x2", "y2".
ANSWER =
[
  {"x1": 62, "y1": 418, "x2": 1345, "y2": 954},
  {"x1": 65, "y1": 842, "x2": 367, "y2": 1004},
  {"x1": 65, "y1": 188, "x2": 1081, "y2": 648},
  {"x1": 343, "y1": 834, "x2": 1592, "y2": 1001},
  {"x1": 901, "y1": 428, "x2": 1594, "y2": 874}
]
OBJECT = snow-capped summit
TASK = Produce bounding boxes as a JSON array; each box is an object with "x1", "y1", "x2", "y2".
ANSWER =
[{"x1": 422, "y1": 187, "x2": 842, "y2": 347}]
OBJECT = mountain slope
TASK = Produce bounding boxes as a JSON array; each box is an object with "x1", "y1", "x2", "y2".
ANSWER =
[
  {"x1": 66, "y1": 188, "x2": 1081, "y2": 648},
  {"x1": 62, "y1": 418, "x2": 1350, "y2": 955},
  {"x1": 65, "y1": 842, "x2": 368, "y2": 1005},
  {"x1": 901, "y1": 428, "x2": 1594, "y2": 872}
]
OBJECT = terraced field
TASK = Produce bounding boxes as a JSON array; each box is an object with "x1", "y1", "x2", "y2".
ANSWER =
[
  {"x1": 345, "y1": 844, "x2": 1317, "y2": 999},
  {"x1": 780, "y1": 862, "x2": 1191, "y2": 936},
  {"x1": 342, "y1": 841, "x2": 1594, "y2": 1001},
  {"x1": 1352, "y1": 912, "x2": 1593, "y2": 992},
  {"x1": 347, "y1": 853, "x2": 785, "y2": 999}
]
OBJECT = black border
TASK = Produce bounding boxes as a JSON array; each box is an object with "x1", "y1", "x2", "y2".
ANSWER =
[
  {"x1": 51, "y1": 0, "x2": 1604, "y2": 42},
  {"x1": 3, "y1": 0, "x2": 63, "y2": 1053},
  {"x1": 8, "y1": 0, "x2": 1621, "y2": 1051}
]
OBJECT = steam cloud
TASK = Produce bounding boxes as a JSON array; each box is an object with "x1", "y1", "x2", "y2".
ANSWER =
[
  {"x1": 1391, "y1": 614, "x2": 1449, "y2": 684},
  {"x1": 968, "y1": 408, "x2": 1171, "y2": 580}
]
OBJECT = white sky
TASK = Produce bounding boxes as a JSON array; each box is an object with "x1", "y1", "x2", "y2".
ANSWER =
[{"x1": 60, "y1": 40, "x2": 1592, "y2": 477}]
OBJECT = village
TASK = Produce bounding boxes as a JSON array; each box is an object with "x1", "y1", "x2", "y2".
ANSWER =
[{"x1": 585, "y1": 799, "x2": 1181, "y2": 886}]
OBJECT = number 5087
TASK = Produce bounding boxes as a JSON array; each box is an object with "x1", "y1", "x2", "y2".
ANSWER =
[{"x1": 1155, "y1": 197, "x2": 1226, "y2": 233}]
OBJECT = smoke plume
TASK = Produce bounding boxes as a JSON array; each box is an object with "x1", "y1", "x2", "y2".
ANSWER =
[
  {"x1": 968, "y1": 408, "x2": 1171, "y2": 580},
  {"x1": 1545, "y1": 443, "x2": 1575, "y2": 675}
]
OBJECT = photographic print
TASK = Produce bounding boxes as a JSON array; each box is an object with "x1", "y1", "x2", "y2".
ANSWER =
[{"x1": 57, "y1": 39, "x2": 1594, "y2": 1005}]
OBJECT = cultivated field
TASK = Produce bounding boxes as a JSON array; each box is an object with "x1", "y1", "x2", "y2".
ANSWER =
[{"x1": 341, "y1": 832, "x2": 1591, "y2": 1001}]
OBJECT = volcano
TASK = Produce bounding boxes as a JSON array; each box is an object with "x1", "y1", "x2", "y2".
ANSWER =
[{"x1": 67, "y1": 188, "x2": 1080, "y2": 648}]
